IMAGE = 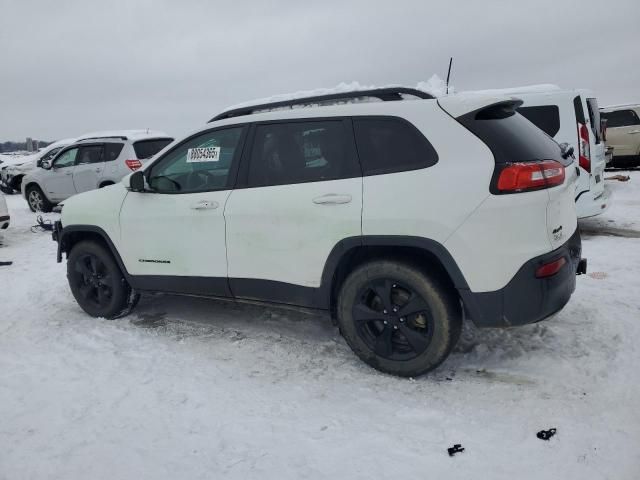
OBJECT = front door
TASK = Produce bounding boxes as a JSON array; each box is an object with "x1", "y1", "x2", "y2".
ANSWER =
[
  {"x1": 73, "y1": 144, "x2": 105, "y2": 193},
  {"x1": 119, "y1": 126, "x2": 248, "y2": 296},
  {"x1": 224, "y1": 119, "x2": 362, "y2": 305},
  {"x1": 44, "y1": 147, "x2": 78, "y2": 201}
]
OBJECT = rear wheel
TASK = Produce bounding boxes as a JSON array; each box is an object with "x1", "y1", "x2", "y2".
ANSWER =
[
  {"x1": 337, "y1": 260, "x2": 461, "y2": 377},
  {"x1": 67, "y1": 240, "x2": 139, "y2": 318},
  {"x1": 26, "y1": 185, "x2": 53, "y2": 212}
]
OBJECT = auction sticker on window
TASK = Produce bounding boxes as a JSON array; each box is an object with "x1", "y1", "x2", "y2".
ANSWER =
[{"x1": 187, "y1": 146, "x2": 221, "y2": 163}]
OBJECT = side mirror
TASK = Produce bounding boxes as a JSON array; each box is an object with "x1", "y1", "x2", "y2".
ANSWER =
[
  {"x1": 41, "y1": 160, "x2": 52, "y2": 170},
  {"x1": 128, "y1": 171, "x2": 146, "y2": 192}
]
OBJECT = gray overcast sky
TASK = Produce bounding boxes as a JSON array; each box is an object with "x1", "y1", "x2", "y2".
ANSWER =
[{"x1": 1, "y1": 0, "x2": 639, "y2": 141}]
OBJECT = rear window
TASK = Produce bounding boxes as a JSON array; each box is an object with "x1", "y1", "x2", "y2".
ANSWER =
[
  {"x1": 457, "y1": 102, "x2": 565, "y2": 165},
  {"x1": 133, "y1": 138, "x2": 173, "y2": 159},
  {"x1": 573, "y1": 96, "x2": 586, "y2": 124},
  {"x1": 601, "y1": 109, "x2": 640, "y2": 128},
  {"x1": 517, "y1": 105, "x2": 560, "y2": 137},
  {"x1": 586, "y1": 98, "x2": 602, "y2": 144},
  {"x1": 353, "y1": 117, "x2": 438, "y2": 175}
]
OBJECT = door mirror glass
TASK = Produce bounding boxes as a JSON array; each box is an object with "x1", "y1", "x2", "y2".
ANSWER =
[
  {"x1": 41, "y1": 160, "x2": 51, "y2": 170},
  {"x1": 129, "y1": 171, "x2": 146, "y2": 192}
]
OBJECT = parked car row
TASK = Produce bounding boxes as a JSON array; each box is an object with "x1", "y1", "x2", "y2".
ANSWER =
[
  {"x1": 0, "y1": 131, "x2": 173, "y2": 212},
  {"x1": 52, "y1": 87, "x2": 587, "y2": 377}
]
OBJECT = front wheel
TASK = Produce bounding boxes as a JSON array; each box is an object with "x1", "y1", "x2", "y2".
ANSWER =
[
  {"x1": 337, "y1": 260, "x2": 461, "y2": 377},
  {"x1": 26, "y1": 185, "x2": 53, "y2": 212},
  {"x1": 67, "y1": 240, "x2": 139, "y2": 318}
]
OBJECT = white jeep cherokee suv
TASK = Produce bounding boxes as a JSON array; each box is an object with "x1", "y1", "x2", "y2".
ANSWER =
[
  {"x1": 52, "y1": 88, "x2": 586, "y2": 377},
  {"x1": 22, "y1": 131, "x2": 173, "y2": 212}
]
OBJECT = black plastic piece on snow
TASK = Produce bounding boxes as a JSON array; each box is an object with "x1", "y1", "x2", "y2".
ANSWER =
[
  {"x1": 537, "y1": 428, "x2": 557, "y2": 440},
  {"x1": 448, "y1": 444, "x2": 465, "y2": 456}
]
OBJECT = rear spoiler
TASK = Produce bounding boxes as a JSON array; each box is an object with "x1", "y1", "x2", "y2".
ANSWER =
[{"x1": 438, "y1": 94, "x2": 523, "y2": 118}]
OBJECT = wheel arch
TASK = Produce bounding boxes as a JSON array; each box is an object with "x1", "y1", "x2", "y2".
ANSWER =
[
  {"x1": 99, "y1": 180, "x2": 116, "y2": 188},
  {"x1": 59, "y1": 225, "x2": 130, "y2": 279},
  {"x1": 321, "y1": 236, "x2": 470, "y2": 319}
]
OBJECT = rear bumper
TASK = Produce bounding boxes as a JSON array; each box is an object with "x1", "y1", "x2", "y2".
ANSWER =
[
  {"x1": 460, "y1": 228, "x2": 584, "y2": 328},
  {"x1": 576, "y1": 184, "x2": 612, "y2": 219}
]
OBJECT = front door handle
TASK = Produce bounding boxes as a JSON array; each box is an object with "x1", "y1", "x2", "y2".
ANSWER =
[
  {"x1": 312, "y1": 193, "x2": 352, "y2": 205},
  {"x1": 627, "y1": 130, "x2": 640, "y2": 134},
  {"x1": 191, "y1": 200, "x2": 219, "y2": 210}
]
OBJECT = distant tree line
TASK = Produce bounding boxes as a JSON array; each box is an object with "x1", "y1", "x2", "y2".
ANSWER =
[{"x1": 0, "y1": 140, "x2": 53, "y2": 153}]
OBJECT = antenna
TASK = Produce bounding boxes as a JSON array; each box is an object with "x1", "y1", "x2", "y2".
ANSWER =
[{"x1": 446, "y1": 57, "x2": 453, "y2": 95}]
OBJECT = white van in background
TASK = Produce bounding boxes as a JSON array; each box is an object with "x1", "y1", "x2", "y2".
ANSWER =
[{"x1": 464, "y1": 85, "x2": 611, "y2": 218}]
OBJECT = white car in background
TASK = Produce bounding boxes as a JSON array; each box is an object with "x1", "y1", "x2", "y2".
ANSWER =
[
  {"x1": 22, "y1": 130, "x2": 173, "y2": 212},
  {"x1": 464, "y1": 85, "x2": 611, "y2": 218},
  {"x1": 0, "y1": 191, "x2": 9, "y2": 230},
  {"x1": 1, "y1": 139, "x2": 75, "y2": 194}
]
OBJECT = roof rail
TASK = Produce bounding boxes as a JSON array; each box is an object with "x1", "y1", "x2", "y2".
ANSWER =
[
  {"x1": 78, "y1": 136, "x2": 128, "y2": 142},
  {"x1": 209, "y1": 87, "x2": 434, "y2": 122}
]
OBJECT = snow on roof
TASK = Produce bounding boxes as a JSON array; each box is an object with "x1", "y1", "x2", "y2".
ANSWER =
[
  {"x1": 601, "y1": 103, "x2": 640, "y2": 111},
  {"x1": 461, "y1": 84, "x2": 561, "y2": 96},
  {"x1": 76, "y1": 129, "x2": 171, "y2": 142},
  {"x1": 222, "y1": 75, "x2": 453, "y2": 113}
]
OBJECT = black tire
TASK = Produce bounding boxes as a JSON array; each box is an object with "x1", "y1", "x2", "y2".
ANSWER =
[
  {"x1": 337, "y1": 260, "x2": 461, "y2": 377},
  {"x1": 67, "y1": 240, "x2": 139, "y2": 319},
  {"x1": 26, "y1": 185, "x2": 53, "y2": 213}
]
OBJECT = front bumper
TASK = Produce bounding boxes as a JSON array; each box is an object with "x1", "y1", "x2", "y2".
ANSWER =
[{"x1": 460, "y1": 228, "x2": 584, "y2": 328}]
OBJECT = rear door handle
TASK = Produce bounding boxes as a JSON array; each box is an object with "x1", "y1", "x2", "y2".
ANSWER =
[
  {"x1": 312, "y1": 193, "x2": 352, "y2": 205},
  {"x1": 628, "y1": 130, "x2": 640, "y2": 134},
  {"x1": 190, "y1": 200, "x2": 219, "y2": 210}
]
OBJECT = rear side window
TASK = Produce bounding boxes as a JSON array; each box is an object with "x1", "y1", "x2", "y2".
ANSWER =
[
  {"x1": 586, "y1": 98, "x2": 602, "y2": 144},
  {"x1": 457, "y1": 102, "x2": 564, "y2": 165},
  {"x1": 103, "y1": 143, "x2": 124, "y2": 162},
  {"x1": 76, "y1": 145, "x2": 104, "y2": 165},
  {"x1": 247, "y1": 120, "x2": 359, "y2": 187},
  {"x1": 601, "y1": 109, "x2": 640, "y2": 128},
  {"x1": 517, "y1": 106, "x2": 560, "y2": 137},
  {"x1": 353, "y1": 117, "x2": 438, "y2": 175},
  {"x1": 133, "y1": 138, "x2": 173, "y2": 159}
]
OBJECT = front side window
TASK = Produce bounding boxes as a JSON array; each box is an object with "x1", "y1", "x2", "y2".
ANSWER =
[
  {"x1": 41, "y1": 147, "x2": 62, "y2": 162},
  {"x1": 601, "y1": 109, "x2": 640, "y2": 128},
  {"x1": 76, "y1": 145, "x2": 104, "y2": 165},
  {"x1": 148, "y1": 127, "x2": 245, "y2": 193},
  {"x1": 353, "y1": 117, "x2": 438, "y2": 175},
  {"x1": 52, "y1": 148, "x2": 78, "y2": 169},
  {"x1": 247, "y1": 120, "x2": 358, "y2": 187}
]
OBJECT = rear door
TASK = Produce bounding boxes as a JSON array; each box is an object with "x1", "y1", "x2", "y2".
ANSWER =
[
  {"x1": 72, "y1": 144, "x2": 105, "y2": 192},
  {"x1": 224, "y1": 119, "x2": 362, "y2": 305},
  {"x1": 584, "y1": 96, "x2": 606, "y2": 196},
  {"x1": 601, "y1": 109, "x2": 640, "y2": 156}
]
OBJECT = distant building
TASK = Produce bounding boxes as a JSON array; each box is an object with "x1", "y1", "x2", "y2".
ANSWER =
[{"x1": 26, "y1": 137, "x2": 33, "y2": 152}]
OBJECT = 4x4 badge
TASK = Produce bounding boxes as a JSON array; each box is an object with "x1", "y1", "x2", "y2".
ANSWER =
[{"x1": 552, "y1": 225, "x2": 563, "y2": 241}]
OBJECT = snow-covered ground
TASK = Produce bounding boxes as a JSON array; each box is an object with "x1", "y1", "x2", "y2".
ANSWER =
[{"x1": 1, "y1": 175, "x2": 639, "y2": 479}]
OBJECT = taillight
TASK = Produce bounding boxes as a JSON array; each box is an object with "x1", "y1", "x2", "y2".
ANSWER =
[
  {"x1": 125, "y1": 159, "x2": 142, "y2": 171},
  {"x1": 535, "y1": 257, "x2": 566, "y2": 278},
  {"x1": 495, "y1": 160, "x2": 565, "y2": 193},
  {"x1": 578, "y1": 123, "x2": 591, "y2": 172}
]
